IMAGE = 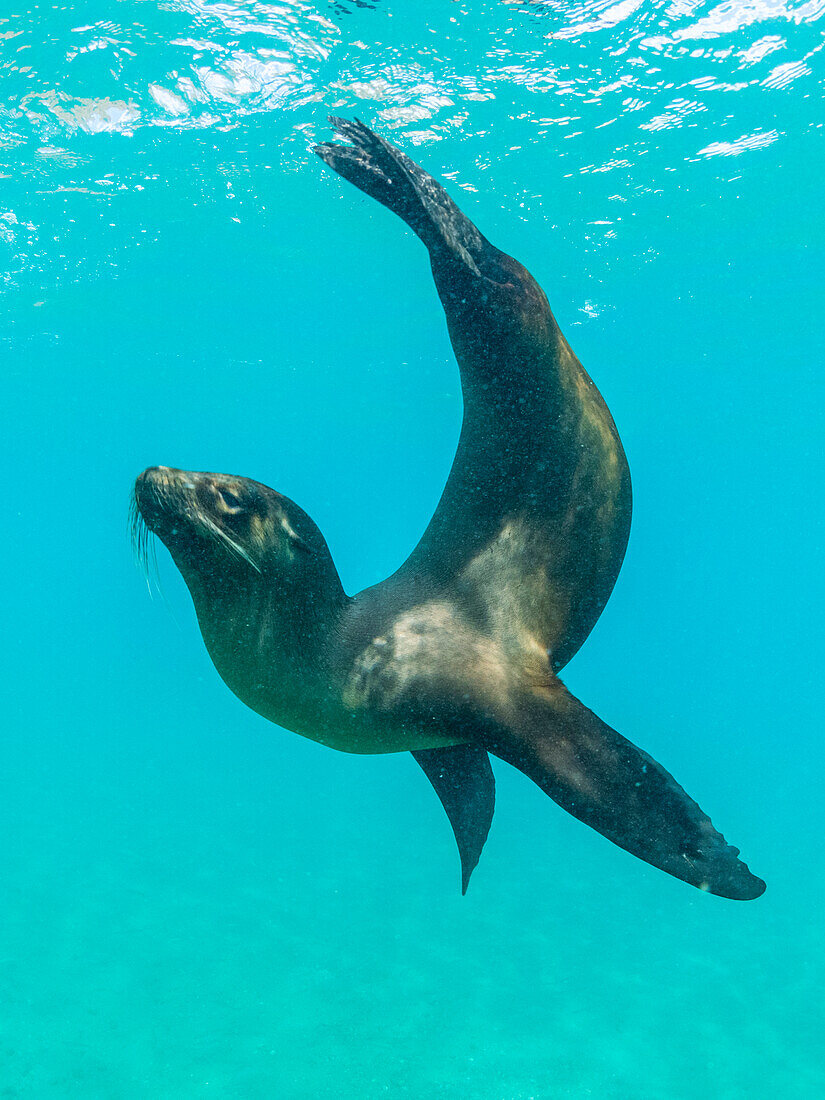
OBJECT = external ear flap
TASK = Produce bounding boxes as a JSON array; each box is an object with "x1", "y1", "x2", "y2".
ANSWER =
[
  {"x1": 280, "y1": 516, "x2": 315, "y2": 555},
  {"x1": 291, "y1": 533, "x2": 314, "y2": 555}
]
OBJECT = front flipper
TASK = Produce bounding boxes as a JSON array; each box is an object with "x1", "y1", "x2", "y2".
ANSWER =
[
  {"x1": 316, "y1": 118, "x2": 632, "y2": 673},
  {"x1": 412, "y1": 744, "x2": 495, "y2": 894},
  {"x1": 486, "y1": 684, "x2": 765, "y2": 900},
  {"x1": 315, "y1": 116, "x2": 487, "y2": 274}
]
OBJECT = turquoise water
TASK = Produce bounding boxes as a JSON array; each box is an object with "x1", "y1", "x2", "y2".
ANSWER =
[{"x1": 2, "y1": 1, "x2": 823, "y2": 1095}]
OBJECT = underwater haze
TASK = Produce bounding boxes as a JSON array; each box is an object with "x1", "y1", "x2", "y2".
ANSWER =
[{"x1": 1, "y1": 0, "x2": 823, "y2": 1096}]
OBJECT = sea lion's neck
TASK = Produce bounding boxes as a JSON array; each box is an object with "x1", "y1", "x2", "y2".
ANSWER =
[{"x1": 188, "y1": 568, "x2": 349, "y2": 728}]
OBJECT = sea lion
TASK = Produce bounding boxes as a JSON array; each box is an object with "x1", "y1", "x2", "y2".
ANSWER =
[{"x1": 133, "y1": 118, "x2": 765, "y2": 901}]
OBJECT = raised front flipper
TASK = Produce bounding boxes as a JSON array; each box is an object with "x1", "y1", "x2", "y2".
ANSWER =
[
  {"x1": 412, "y1": 744, "x2": 495, "y2": 894},
  {"x1": 315, "y1": 116, "x2": 488, "y2": 274},
  {"x1": 315, "y1": 119, "x2": 631, "y2": 672},
  {"x1": 486, "y1": 683, "x2": 765, "y2": 900}
]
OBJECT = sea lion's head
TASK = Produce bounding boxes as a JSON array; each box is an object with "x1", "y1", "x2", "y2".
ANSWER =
[
  {"x1": 132, "y1": 466, "x2": 333, "y2": 602},
  {"x1": 133, "y1": 465, "x2": 347, "y2": 718}
]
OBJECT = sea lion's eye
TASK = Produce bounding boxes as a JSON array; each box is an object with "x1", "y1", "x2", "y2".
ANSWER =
[{"x1": 217, "y1": 487, "x2": 244, "y2": 513}]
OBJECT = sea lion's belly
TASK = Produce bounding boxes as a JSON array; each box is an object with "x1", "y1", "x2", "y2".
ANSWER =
[
  {"x1": 218, "y1": 664, "x2": 465, "y2": 756},
  {"x1": 294, "y1": 713, "x2": 464, "y2": 756},
  {"x1": 248, "y1": 693, "x2": 465, "y2": 755}
]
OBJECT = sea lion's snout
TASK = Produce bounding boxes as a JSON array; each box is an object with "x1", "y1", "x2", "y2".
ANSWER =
[
  {"x1": 134, "y1": 466, "x2": 196, "y2": 535},
  {"x1": 134, "y1": 466, "x2": 168, "y2": 528}
]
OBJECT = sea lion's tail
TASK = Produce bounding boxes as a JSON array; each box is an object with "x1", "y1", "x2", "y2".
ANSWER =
[
  {"x1": 486, "y1": 681, "x2": 766, "y2": 901},
  {"x1": 314, "y1": 117, "x2": 487, "y2": 276}
]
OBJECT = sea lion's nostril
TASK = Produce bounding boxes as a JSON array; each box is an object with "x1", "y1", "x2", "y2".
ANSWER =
[{"x1": 141, "y1": 465, "x2": 174, "y2": 486}]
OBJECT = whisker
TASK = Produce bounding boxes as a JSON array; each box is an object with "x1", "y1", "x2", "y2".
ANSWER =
[
  {"x1": 129, "y1": 491, "x2": 163, "y2": 596},
  {"x1": 200, "y1": 513, "x2": 262, "y2": 574}
]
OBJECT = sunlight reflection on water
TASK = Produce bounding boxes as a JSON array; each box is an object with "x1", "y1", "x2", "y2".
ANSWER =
[{"x1": 0, "y1": 0, "x2": 822, "y2": 287}]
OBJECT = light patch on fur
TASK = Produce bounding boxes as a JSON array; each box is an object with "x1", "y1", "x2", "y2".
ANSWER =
[
  {"x1": 343, "y1": 600, "x2": 517, "y2": 717},
  {"x1": 568, "y1": 366, "x2": 621, "y2": 486},
  {"x1": 459, "y1": 517, "x2": 569, "y2": 664},
  {"x1": 343, "y1": 521, "x2": 572, "y2": 717}
]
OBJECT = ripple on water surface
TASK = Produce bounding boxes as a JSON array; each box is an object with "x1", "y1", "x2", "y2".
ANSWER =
[{"x1": 0, "y1": 0, "x2": 822, "y2": 289}]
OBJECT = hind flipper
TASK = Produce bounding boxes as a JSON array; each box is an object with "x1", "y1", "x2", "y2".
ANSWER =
[
  {"x1": 412, "y1": 744, "x2": 495, "y2": 894},
  {"x1": 486, "y1": 683, "x2": 765, "y2": 900}
]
